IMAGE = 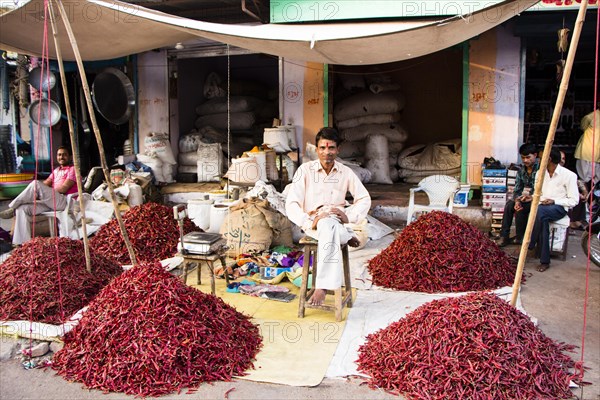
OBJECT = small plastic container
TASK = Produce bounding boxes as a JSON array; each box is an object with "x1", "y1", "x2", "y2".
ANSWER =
[{"x1": 453, "y1": 184, "x2": 471, "y2": 207}]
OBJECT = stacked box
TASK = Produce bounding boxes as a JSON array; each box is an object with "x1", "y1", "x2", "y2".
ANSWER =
[
  {"x1": 482, "y1": 167, "x2": 508, "y2": 237},
  {"x1": 482, "y1": 192, "x2": 507, "y2": 210},
  {"x1": 506, "y1": 169, "x2": 518, "y2": 199}
]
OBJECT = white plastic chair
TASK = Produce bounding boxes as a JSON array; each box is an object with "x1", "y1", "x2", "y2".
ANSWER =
[
  {"x1": 42, "y1": 193, "x2": 78, "y2": 238},
  {"x1": 42, "y1": 193, "x2": 114, "y2": 239},
  {"x1": 406, "y1": 175, "x2": 460, "y2": 225}
]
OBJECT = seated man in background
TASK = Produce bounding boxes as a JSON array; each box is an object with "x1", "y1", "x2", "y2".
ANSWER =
[
  {"x1": 561, "y1": 149, "x2": 589, "y2": 230},
  {"x1": 529, "y1": 147, "x2": 579, "y2": 272},
  {"x1": 286, "y1": 127, "x2": 371, "y2": 306},
  {"x1": 498, "y1": 143, "x2": 539, "y2": 247},
  {"x1": 0, "y1": 146, "x2": 78, "y2": 245}
]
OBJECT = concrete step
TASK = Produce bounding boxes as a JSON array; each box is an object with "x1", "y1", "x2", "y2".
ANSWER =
[{"x1": 371, "y1": 204, "x2": 493, "y2": 231}]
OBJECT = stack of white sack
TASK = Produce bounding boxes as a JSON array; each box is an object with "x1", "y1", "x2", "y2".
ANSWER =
[
  {"x1": 138, "y1": 132, "x2": 176, "y2": 184},
  {"x1": 334, "y1": 88, "x2": 409, "y2": 183}
]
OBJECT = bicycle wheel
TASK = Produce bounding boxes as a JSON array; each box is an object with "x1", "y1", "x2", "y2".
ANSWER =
[{"x1": 581, "y1": 231, "x2": 600, "y2": 268}]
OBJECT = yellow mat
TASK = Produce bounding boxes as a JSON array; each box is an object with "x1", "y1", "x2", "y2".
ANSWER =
[{"x1": 187, "y1": 267, "x2": 349, "y2": 386}]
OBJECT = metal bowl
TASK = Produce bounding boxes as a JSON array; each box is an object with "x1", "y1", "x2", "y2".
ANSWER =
[
  {"x1": 92, "y1": 68, "x2": 135, "y2": 125},
  {"x1": 28, "y1": 99, "x2": 61, "y2": 127},
  {"x1": 28, "y1": 67, "x2": 57, "y2": 91}
]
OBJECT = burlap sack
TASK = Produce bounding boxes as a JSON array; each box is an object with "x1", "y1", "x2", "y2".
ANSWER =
[
  {"x1": 340, "y1": 123, "x2": 409, "y2": 143},
  {"x1": 254, "y1": 199, "x2": 293, "y2": 248},
  {"x1": 365, "y1": 134, "x2": 393, "y2": 184},
  {"x1": 220, "y1": 198, "x2": 293, "y2": 256},
  {"x1": 195, "y1": 112, "x2": 255, "y2": 131},
  {"x1": 334, "y1": 91, "x2": 406, "y2": 122},
  {"x1": 195, "y1": 96, "x2": 261, "y2": 115},
  {"x1": 336, "y1": 112, "x2": 402, "y2": 130},
  {"x1": 397, "y1": 139, "x2": 462, "y2": 171}
]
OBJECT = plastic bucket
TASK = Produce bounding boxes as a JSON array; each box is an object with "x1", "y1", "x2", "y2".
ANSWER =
[
  {"x1": 453, "y1": 184, "x2": 471, "y2": 207},
  {"x1": 187, "y1": 198, "x2": 213, "y2": 231}
]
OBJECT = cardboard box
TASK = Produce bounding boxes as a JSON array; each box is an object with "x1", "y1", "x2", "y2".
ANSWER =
[
  {"x1": 482, "y1": 177, "x2": 507, "y2": 186},
  {"x1": 482, "y1": 186, "x2": 507, "y2": 193},
  {"x1": 482, "y1": 168, "x2": 507, "y2": 177},
  {"x1": 482, "y1": 193, "x2": 507, "y2": 202},
  {"x1": 261, "y1": 266, "x2": 292, "y2": 279},
  {"x1": 482, "y1": 200, "x2": 506, "y2": 211}
]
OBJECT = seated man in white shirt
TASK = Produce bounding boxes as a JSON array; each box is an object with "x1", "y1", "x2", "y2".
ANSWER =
[
  {"x1": 285, "y1": 127, "x2": 371, "y2": 306},
  {"x1": 528, "y1": 147, "x2": 579, "y2": 272}
]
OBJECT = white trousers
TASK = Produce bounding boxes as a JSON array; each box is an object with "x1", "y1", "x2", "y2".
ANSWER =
[
  {"x1": 9, "y1": 181, "x2": 67, "y2": 245},
  {"x1": 576, "y1": 159, "x2": 600, "y2": 183},
  {"x1": 305, "y1": 217, "x2": 354, "y2": 290}
]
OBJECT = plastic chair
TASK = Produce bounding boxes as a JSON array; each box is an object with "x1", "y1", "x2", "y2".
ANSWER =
[
  {"x1": 42, "y1": 193, "x2": 79, "y2": 238},
  {"x1": 42, "y1": 193, "x2": 114, "y2": 239},
  {"x1": 406, "y1": 175, "x2": 460, "y2": 225}
]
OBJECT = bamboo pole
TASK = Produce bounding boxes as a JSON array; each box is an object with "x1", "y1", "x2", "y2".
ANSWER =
[
  {"x1": 53, "y1": 0, "x2": 138, "y2": 266},
  {"x1": 46, "y1": 1, "x2": 92, "y2": 273},
  {"x1": 510, "y1": 0, "x2": 589, "y2": 306}
]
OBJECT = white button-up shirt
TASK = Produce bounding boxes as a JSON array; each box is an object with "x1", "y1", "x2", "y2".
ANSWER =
[
  {"x1": 285, "y1": 160, "x2": 371, "y2": 232},
  {"x1": 540, "y1": 164, "x2": 579, "y2": 210}
]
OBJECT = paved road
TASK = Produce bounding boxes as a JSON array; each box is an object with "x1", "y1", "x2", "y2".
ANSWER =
[{"x1": 0, "y1": 231, "x2": 598, "y2": 400}]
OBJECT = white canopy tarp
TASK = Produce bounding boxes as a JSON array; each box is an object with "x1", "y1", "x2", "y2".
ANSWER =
[{"x1": 0, "y1": 0, "x2": 539, "y2": 65}]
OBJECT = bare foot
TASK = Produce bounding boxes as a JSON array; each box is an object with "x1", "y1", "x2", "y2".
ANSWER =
[
  {"x1": 347, "y1": 236, "x2": 361, "y2": 248},
  {"x1": 310, "y1": 289, "x2": 326, "y2": 306}
]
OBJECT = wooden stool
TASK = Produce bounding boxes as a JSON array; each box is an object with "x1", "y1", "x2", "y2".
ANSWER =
[
  {"x1": 297, "y1": 236, "x2": 353, "y2": 322},
  {"x1": 180, "y1": 250, "x2": 229, "y2": 295}
]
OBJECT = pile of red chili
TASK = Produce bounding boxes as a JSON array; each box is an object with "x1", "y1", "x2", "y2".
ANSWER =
[
  {"x1": 90, "y1": 202, "x2": 198, "y2": 265},
  {"x1": 368, "y1": 211, "x2": 517, "y2": 292},
  {"x1": 0, "y1": 237, "x2": 121, "y2": 324},
  {"x1": 357, "y1": 292, "x2": 577, "y2": 400},
  {"x1": 52, "y1": 261, "x2": 262, "y2": 397}
]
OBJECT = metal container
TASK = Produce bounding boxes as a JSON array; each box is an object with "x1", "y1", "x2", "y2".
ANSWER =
[
  {"x1": 28, "y1": 67, "x2": 56, "y2": 91},
  {"x1": 28, "y1": 99, "x2": 61, "y2": 127},
  {"x1": 92, "y1": 67, "x2": 135, "y2": 125}
]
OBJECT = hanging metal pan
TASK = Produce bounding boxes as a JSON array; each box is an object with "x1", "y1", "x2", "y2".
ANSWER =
[
  {"x1": 28, "y1": 99, "x2": 61, "y2": 127},
  {"x1": 91, "y1": 67, "x2": 135, "y2": 125},
  {"x1": 28, "y1": 67, "x2": 56, "y2": 91}
]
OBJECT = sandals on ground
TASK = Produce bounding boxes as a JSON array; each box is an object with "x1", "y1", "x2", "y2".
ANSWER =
[{"x1": 536, "y1": 263, "x2": 550, "y2": 272}]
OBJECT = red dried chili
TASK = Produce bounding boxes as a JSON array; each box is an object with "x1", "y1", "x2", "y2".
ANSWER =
[
  {"x1": 357, "y1": 292, "x2": 577, "y2": 400},
  {"x1": 368, "y1": 211, "x2": 519, "y2": 293},
  {"x1": 0, "y1": 237, "x2": 121, "y2": 324},
  {"x1": 52, "y1": 261, "x2": 262, "y2": 397},
  {"x1": 90, "y1": 202, "x2": 198, "y2": 265}
]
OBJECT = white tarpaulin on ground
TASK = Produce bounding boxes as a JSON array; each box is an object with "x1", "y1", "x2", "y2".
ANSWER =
[
  {"x1": 325, "y1": 286, "x2": 528, "y2": 378},
  {"x1": 324, "y1": 235, "x2": 530, "y2": 379},
  {"x1": 0, "y1": 0, "x2": 538, "y2": 65}
]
